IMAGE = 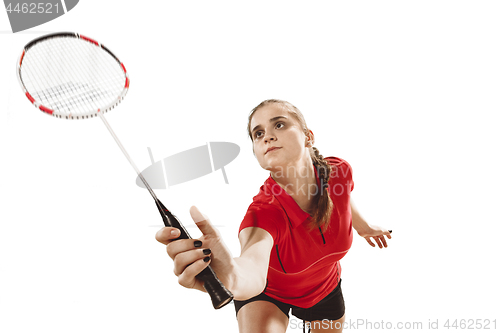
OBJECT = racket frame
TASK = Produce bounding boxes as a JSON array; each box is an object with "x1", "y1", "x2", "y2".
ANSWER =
[{"x1": 16, "y1": 32, "x2": 130, "y2": 120}]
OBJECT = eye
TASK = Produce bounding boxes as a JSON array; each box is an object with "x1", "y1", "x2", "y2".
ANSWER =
[
  {"x1": 276, "y1": 122, "x2": 285, "y2": 129},
  {"x1": 254, "y1": 131, "x2": 264, "y2": 139}
]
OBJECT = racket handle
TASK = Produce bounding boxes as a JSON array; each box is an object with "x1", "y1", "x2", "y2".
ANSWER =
[{"x1": 155, "y1": 200, "x2": 234, "y2": 309}]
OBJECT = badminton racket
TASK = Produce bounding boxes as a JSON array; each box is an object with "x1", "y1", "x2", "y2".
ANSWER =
[{"x1": 16, "y1": 32, "x2": 233, "y2": 309}]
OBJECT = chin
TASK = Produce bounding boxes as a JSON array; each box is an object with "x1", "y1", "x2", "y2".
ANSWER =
[
  {"x1": 258, "y1": 157, "x2": 276, "y2": 171},
  {"x1": 259, "y1": 157, "x2": 287, "y2": 173}
]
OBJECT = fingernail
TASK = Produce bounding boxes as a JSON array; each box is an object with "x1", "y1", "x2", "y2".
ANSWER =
[
  {"x1": 389, "y1": 230, "x2": 392, "y2": 233},
  {"x1": 171, "y1": 229, "x2": 180, "y2": 236},
  {"x1": 203, "y1": 256, "x2": 211, "y2": 263},
  {"x1": 203, "y1": 248, "x2": 211, "y2": 255},
  {"x1": 194, "y1": 240, "x2": 202, "y2": 248}
]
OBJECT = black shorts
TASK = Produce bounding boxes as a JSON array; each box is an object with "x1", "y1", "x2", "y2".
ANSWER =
[{"x1": 234, "y1": 279, "x2": 345, "y2": 322}]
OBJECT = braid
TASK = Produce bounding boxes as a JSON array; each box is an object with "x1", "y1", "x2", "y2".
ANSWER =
[
  {"x1": 312, "y1": 148, "x2": 331, "y2": 192},
  {"x1": 310, "y1": 147, "x2": 334, "y2": 230}
]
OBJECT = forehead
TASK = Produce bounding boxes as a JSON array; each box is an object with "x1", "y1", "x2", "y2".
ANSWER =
[{"x1": 250, "y1": 103, "x2": 291, "y2": 128}]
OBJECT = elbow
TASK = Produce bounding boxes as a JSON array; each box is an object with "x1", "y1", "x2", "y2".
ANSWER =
[
  {"x1": 231, "y1": 274, "x2": 267, "y2": 301},
  {"x1": 232, "y1": 279, "x2": 266, "y2": 301}
]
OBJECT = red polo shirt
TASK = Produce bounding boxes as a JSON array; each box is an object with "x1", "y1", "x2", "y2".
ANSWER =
[{"x1": 239, "y1": 157, "x2": 354, "y2": 308}]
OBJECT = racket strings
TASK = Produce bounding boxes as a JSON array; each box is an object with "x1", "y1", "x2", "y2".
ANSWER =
[
  {"x1": 20, "y1": 36, "x2": 126, "y2": 118},
  {"x1": 63, "y1": 38, "x2": 121, "y2": 111},
  {"x1": 42, "y1": 39, "x2": 99, "y2": 114},
  {"x1": 57, "y1": 37, "x2": 124, "y2": 115},
  {"x1": 38, "y1": 43, "x2": 90, "y2": 111},
  {"x1": 24, "y1": 38, "x2": 78, "y2": 110}
]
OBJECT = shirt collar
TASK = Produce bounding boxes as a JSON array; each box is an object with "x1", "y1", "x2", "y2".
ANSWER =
[{"x1": 263, "y1": 166, "x2": 321, "y2": 229}]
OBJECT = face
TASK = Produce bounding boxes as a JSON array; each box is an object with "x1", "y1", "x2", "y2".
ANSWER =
[{"x1": 250, "y1": 103, "x2": 313, "y2": 173}]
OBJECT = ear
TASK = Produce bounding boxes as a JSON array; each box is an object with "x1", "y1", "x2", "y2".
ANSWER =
[{"x1": 305, "y1": 130, "x2": 315, "y2": 147}]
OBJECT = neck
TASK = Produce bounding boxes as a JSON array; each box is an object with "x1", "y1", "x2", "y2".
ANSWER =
[{"x1": 271, "y1": 159, "x2": 317, "y2": 213}]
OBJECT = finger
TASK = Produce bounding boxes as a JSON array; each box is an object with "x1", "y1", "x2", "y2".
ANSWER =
[
  {"x1": 166, "y1": 238, "x2": 205, "y2": 260},
  {"x1": 365, "y1": 237, "x2": 375, "y2": 247},
  {"x1": 155, "y1": 227, "x2": 181, "y2": 245},
  {"x1": 177, "y1": 256, "x2": 212, "y2": 289},
  {"x1": 190, "y1": 206, "x2": 219, "y2": 237},
  {"x1": 385, "y1": 230, "x2": 392, "y2": 239},
  {"x1": 379, "y1": 236, "x2": 388, "y2": 248},
  {"x1": 374, "y1": 237, "x2": 383, "y2": 248},
  {"x1": 173, "y1": 248, "x2": 212, "y2": 276}
]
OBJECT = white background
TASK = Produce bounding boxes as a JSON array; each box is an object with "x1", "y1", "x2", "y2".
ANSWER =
[{"x1": 1, "y1": 1, "x2": 499, "y2": 332}]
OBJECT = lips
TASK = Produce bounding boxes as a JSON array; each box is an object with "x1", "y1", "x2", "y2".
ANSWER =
[{"x1": 265, "y1": 146, "x2": 281, "y2": 154}]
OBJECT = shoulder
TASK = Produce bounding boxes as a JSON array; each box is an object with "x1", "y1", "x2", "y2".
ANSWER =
[
  {"x1": 325, "y1": 156, "x2": 353, "y2": 169},
  {"x1": 244, "y1": 193, "x2": 288, "y2": 226},
  {"x1": 325, "y1": 156, "x2": 353, "y2": 176},
  {"x1": 239, "y1": 186, "x2": 288, "y2": 241},
  {"x1": 325, "y1": 156, "x2": 354, "y2": 192}
]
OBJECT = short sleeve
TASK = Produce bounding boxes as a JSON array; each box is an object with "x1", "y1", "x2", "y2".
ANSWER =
[
  {"x1": 341, "y1": 158, "x2": 354, "y2": 192},
  {"x1": 326, "y1": 156, "x2": 354, "y2": 192},
  {"x1": 239, "y1": 203, "x2": 286, "y2": 243}
]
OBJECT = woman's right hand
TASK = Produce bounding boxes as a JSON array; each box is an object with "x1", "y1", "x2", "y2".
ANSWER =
[{"x1": 155, "y1": 206, "x2": 235, "y2": 292}]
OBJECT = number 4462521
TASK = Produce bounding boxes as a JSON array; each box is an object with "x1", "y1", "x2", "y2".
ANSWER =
[
  {"x1": 6, "y1": 3, "x2": 60, "y2": 14},
  {"x1": 444, "y1": 319, "x2": 497, "y2": 330}
]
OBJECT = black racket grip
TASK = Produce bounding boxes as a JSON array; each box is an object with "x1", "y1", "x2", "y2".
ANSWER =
[{"x1": 155, "y1": 200, "x2": 234, "y2": 309}]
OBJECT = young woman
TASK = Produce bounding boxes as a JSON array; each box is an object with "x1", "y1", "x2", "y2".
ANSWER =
[{"x1": 155, "y1": 99, "x2": 392, "y2": 333}]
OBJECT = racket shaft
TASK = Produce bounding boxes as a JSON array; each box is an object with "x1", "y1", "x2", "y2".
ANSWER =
[{"x1": 155, "y1": 200, "x2": 234, "y2": 309}]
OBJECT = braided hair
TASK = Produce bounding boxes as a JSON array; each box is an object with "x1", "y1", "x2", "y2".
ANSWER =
[
  {"x1": 247, "y1": 99, "x2": 334, "y2": 230},
  {"x1": 310, "y1": 147, "x2": 334, "y2": 230}
]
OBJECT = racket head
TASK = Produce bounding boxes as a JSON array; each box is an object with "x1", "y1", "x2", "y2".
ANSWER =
[{"x1": 17, "y1": 32, "x2": 130, "y2": 120}]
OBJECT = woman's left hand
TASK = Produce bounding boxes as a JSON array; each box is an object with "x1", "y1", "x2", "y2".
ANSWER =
[{"x1": 356, "y1": 224, "x2": 392, "y2": 248}]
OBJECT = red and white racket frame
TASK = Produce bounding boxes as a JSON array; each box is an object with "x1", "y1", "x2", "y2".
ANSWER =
[{"x1": 16, "y1": 32, "x2": 130, "y2": 120}]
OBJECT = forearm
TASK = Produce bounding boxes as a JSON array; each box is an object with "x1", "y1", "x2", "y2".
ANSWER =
[
  {"x1": 224, "y1": 227, "x2": 273, "y2": 300},
  {"x1": 229, "y1": 256, "x2": 268, "y2": 300},
  {"x1": 350, "y1": 201, "x2": 392, "y2": 247},
  {"x1": 189, "y1": 255, "x2": 265, "y2": 297},
  {"x1": 350, "y1": 201, "x2": 370, "y2": 234}
]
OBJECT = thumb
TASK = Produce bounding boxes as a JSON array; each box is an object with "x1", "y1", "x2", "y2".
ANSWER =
[{"x1": 190, "y1": 206, "x2": 218, "y2": 236}]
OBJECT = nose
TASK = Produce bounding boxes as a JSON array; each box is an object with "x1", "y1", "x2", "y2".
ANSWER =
[{"x1": 263, "y1": 130, "x2": 277, "y2": 143}]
